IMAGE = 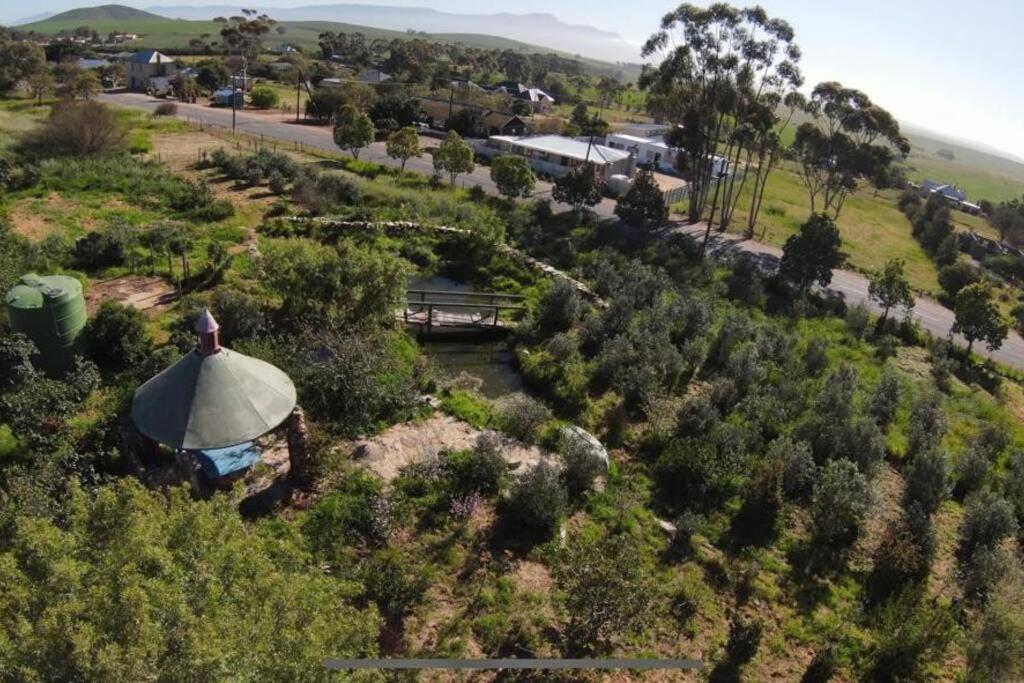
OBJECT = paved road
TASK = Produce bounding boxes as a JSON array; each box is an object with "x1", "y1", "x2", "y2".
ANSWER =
[
  {"x1": 102, "y1": 92, "x2": 1024, "y2": 371},
  {"x1": 99, "y1": 91, "x2": 620, "y2": 217},
  {"x1": 676, "y1": 222, "x2": 1024, "y2": 371}
]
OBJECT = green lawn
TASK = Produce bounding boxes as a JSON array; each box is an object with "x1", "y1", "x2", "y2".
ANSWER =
[{"x1": 720, "y1": 163, "x2": 942, "y2": 294}]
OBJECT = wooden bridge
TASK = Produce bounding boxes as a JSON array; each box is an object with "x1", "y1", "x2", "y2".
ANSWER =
[{"x1": 402, "y1": 289, "x2": 526, "y2": 334}]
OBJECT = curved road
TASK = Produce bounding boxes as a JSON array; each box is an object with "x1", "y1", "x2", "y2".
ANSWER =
[{"x1": 100, "y1": 92, "x2": 1024, "y2": 371}]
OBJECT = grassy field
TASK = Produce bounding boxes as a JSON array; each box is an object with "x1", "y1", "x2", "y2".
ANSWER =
[{"x1": 708, "y1": 163, "x2": 942, "y2": 293}]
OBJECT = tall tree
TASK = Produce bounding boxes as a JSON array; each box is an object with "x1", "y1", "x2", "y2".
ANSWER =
[
  {"x1": 779, "y1": 213, "x2": 844, "y2": 294},
  {"x1": 489, "y1": 154, "x2": 535, "y2": 200},
  {"x1": 868, "y1": 258, "x2": 914, "y2": 325},
  {"x1": 953, "y1": 283, "x2": 1009, "y2": 355},
  {"x1": 614, "y1": 166, "x2": 668, "y2": 230},
  {"x1": 553, "y1": 162, "x2": 603, "y2": 214},
  {"x1": 385, "y1": 126, "x2": 421, "y2": 171},
  {"x1": 332, "y1": 105, "x2": 374, "y2": 159},
  {"x1": 641, "y1": 4, "x2": 804, "y2": 250},
  {"x1": 432, "y1": 130, "x2": 475, "y2": 185},
  {"x1": 790, "y1": 81, "x2": 910, "y2": 219},
  {"x1": 0, "y1": 40, "x2": 46, "y2": 96}
]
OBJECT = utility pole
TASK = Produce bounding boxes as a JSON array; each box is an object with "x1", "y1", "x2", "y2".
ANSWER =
[{"x1": 295, "y1": 71, "x2": 301, "y2": 123}]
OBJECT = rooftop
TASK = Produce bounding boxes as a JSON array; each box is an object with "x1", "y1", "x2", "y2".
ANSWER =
[
  {"x1": 607, "y1": 132, "x2": 671, "y2": 149},
  {"x1": 128, "y1": 50, "x2": 174, "y2": 65},
  {"x1": 492, "y1": 135, "x2": 630, "y2": 165}
]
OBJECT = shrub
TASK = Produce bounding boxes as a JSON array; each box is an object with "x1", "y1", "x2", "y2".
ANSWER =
[
  {"x1": 726, "y1": 256, "x2": 765, "y2": 306},
  {"x1": 498, "y1": 393, "x2": 551, "y2": 443},
  {"x1": 958, "y1": 490, "x2": 1017, "y2": 561},
  {"x1": 773, "y1": 436, "x2": 817, "y2": 501},
  {"x1": 249, "y1": 86, "x2": 280, "y2": 109},
  {"x1": 725, "y1": 616, "x2": 763, "y2": 665},
  {"x1": 561, "y1": 433, "x2": 605, "y2": 497},
  {"x1": 153, "y1": 102, "x2": 178, "y2": 117},
  {"x1": 904, "y1": 446, "x2": 949, "y2": 514},
  {"x1": 966, "y1": 566, "x2": 1024, "y2": 680},
  {"x1": 961, "y1": 545, "x2": 1015, "y2": 605},
  {"x1": 906, "y1": 391, "x2": 946, "y2": 459},
  {"x1": 865, "y1": 373, "x2": 899, "y2": 430},
  {"x1": 845, "y1": 301, "x2": 872, "y2": 339},
  {"x1": 73, "y1": 231, "x2": 125, "y2": 269},
  {"x1": 303, "y1": 470, "x2": 385, "y2": 554},
  {"x1": 955, "y1": 447, "x2": 992, "y2": 499},
  {"x1": 361, "y1": 549, "x2": 429, "y2": 624},
  {"x1": 83, "y1": 300, "x2": 152, "y2": 372},
  {"x1": 803, "y1": 338, "x2": 829, "y2": 377},
  {"x1": 676, "y1": 394, "x2": 720, "y2": 437},
  {"x1": 869, "y1": 590, "x2": 957, "y2": 682},
  {"x1": 501, "y1": 461, "x2": 567, "y2": 538},
  {"x1": 811, "y1": 458, "x2": 871, "y2": 548},
  {"x1": 868, "y1": 508, "x2": 934, "y2": 602},
  {"x1": 938, "y1": 260, "x2": 979, "y2": 300},
  {"x1": 534, "y1": 279, "x2": 583, "y2": 337},
  {"x1": 291, "y1": 169, "x2": 362, "y2": 215},
  {"x1": 553, "y1": 534, "x2": 655, "y2": 656},
  {"x1": 267, "y1": 170, "x2": 288, "y2": 195},
  {"x1": 447, "y1": 433, "x2": 507, "y2": 495},
  {"x1": 17, "y1": 100, "x2": 126, "y2": 158}
]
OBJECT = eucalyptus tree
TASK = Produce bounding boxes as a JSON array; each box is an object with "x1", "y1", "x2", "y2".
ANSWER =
[
  {"x1": 790, "y1": 81, "x2": 910, "y2": 219},
  {"x1": 640, "y1": 3, "x2": 804, "y2": 251}
]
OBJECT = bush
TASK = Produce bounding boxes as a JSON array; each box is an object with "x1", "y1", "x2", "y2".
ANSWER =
[
  {"x1": 304, "y1": 470, "x2": 387, "y2": 554},
  {"x1": 153, "y1": 102, "x2": 178, "y2": 117},
  {"x1": 73, "y1": 231, "x2": 125, "y2": 269},
  {"x1": 267, "y1": 170, "x2": 288, "y2": 195},
  {"x1": 904, "y1": 446, "x2": 949, "y2": 514},
  {"x1": 501, "y1": 461, "x2": 567, "y2": 538},
  {"x1": 83, "y1": 300, "x2": 152, "y2": 372},
  {"x1": 955, "y1": 447, "x2": 992, "y2": 499},
  {"x1": 773, "y1": 436, "x2": 817, "y2": 501},
  {"x1": 958, "y1": 490, "x2": 1017, "y2": 561},
  {"x1": 361, "y1": 548, "x2": 429, "y2": 624},
  {"x1": 938, "y1": 260, "x2": 979, "y2": 300},
  {"x1": 561, "y1": 433, "x2": 605, "y2": 497},
  {"x1": 17, "y1": 100, "x2": 126, "y2": 158},
  {"x1": 553, "y1": 534, "x2": 655, "y2": 656},
  {"x1": 249, "y1": 86, "x2": 280, "y2": 109},
  {"x1": 811, "y1": 459, "x2": 871, "y2": 548},
  {"x1": 447, "y1": 433, "x2": 508, "y2": 495},
  {"x1": 870, "y1": 369, "x2": 901, "y2": 426},
  {"x1": 961, "y1": 545, "x2": 1015, "y2": 605},
  {"x1": 534, "y1": 279, "x2": 582, "y2": 337},
  {"x1": 868, "y1": 508, "x2": 934, "y2": 602},
  {"x1": 869, "y1": 590, "x2": 956, "y2": 682},
  {"x1": 906, "y1": 391, "x2": 946, "y2": 459},
  {"x1": 725, "y1": 616, "x2": 763, "y2": 665},
  {"x1": 803, "y1": 338, "x2": 829, "y2": 378},
  {"x1": 845, "y1": 301, "x2": 872, "y2": 339},
  {"x1": 291, "y1": 169, "x2": 362, "y2": 215},
  {"x1": 498, "y1": 393, "x2": 551, "y2": 443}
]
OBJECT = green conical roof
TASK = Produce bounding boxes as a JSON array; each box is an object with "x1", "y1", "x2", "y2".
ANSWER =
[{"x1": 132, "y1": 345, "x2": 297, "y2": 451}]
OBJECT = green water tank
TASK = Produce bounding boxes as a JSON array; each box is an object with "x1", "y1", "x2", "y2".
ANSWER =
[{"x1": 5, "y1": 273, "x2": 88, "y2": 373}]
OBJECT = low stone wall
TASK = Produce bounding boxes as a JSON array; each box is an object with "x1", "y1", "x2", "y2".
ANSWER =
[{"x1": 284, "y1": 217, "x2": 607, "y2": 307}]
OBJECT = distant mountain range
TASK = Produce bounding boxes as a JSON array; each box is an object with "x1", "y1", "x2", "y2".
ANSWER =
[{"x1": 144, "y1": 4, "x2": 642, "y2": 63}]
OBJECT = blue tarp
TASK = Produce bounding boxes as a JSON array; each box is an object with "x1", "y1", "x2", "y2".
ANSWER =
[{"x1": 194, "y1": 442, "x2": 261, "y2": 479}]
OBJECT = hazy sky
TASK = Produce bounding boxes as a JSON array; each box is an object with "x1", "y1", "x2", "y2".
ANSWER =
[{"x1": 9, "y1": 0, "x2": 1024, "y2": 158}]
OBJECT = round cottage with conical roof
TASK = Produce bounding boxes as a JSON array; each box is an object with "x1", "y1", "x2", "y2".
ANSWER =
[{"x1": 132, "y1": 308, "x2": 297, "y2": 450}]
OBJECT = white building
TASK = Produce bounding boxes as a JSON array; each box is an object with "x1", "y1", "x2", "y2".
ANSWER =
[
  {"x1": 480, "y1": 135, "x2": 633, "y2": 179},
  {"x1": 604, "y1": 133, "x2": 678, "y2": 173}
]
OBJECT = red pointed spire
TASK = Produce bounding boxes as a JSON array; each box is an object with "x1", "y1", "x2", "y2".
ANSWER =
[{"x1": 195, "y1": 308, "x2": 221, "y2": 355}]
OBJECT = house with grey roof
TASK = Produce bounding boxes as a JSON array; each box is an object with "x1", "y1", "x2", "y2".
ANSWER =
[
  {"x1": 126, "y1": 50, "x2": 177, "y2": 91},
  {"x1": 480, "y1": 134, "x2": 633, "y2": 179}
]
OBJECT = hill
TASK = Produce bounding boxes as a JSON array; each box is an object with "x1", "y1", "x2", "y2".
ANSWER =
[
  {"x1": 33, "y1": 4, "x2": 162, "y2": 23},
  {"x1": 901, "y1": 125, "x2": 1024, "y2": 204},
  {"x1": 23, "y1": 5, "x2": 638, "y2": 80},
  {"x1": 146, "y1": 3, "x2": 642, "y2": 64}
]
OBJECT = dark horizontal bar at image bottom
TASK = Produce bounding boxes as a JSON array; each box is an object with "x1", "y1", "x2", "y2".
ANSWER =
[{"x1": 323, "y1": 658, "x2": 702, "y2": 671}]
